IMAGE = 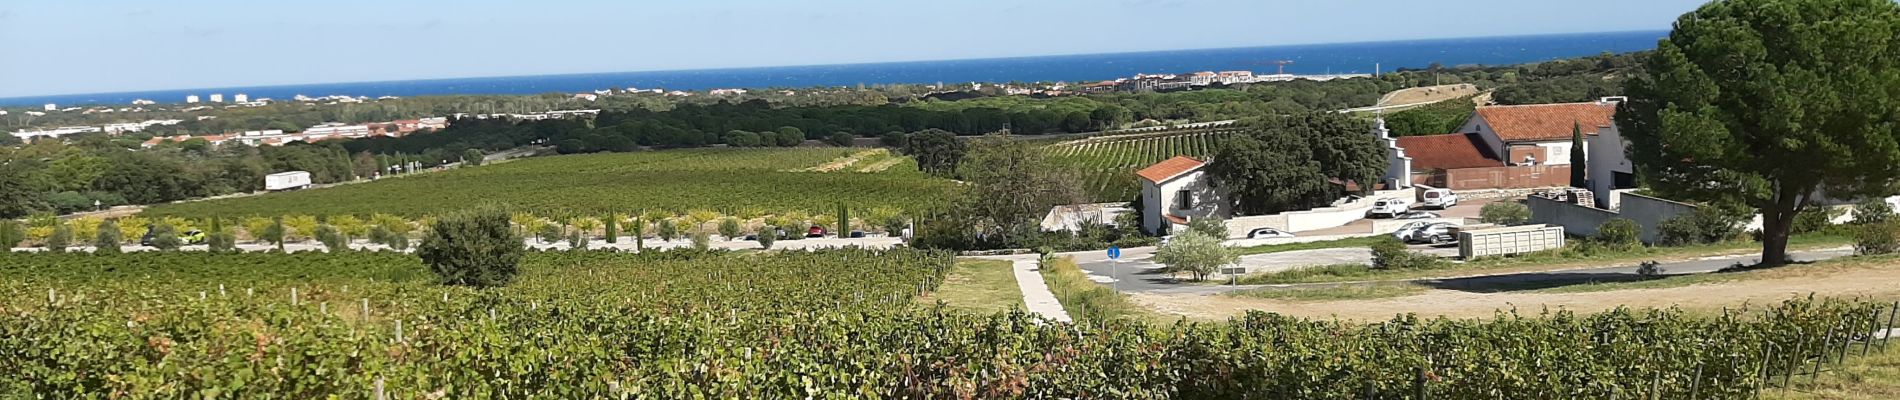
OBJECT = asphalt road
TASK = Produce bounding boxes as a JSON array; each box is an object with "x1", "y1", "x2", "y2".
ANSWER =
[{"x1": 1072, "y1": 246, "x2": 1855, "y2": 296}]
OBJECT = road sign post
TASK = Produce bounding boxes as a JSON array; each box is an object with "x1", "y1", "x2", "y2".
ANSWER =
[{"x1": 1107, "y1": 247, "x2": 1121, "y2": 292}]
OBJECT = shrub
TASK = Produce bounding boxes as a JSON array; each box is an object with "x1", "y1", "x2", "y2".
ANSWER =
[
  {"x1": 756, "y1": 226, "x2": 776, "y2": 250},
  {"x1": 691, "y1": 230, "x2": 711, "y2": 251},
  {"x1": 417, "y1": 206, "x2": 525, "y2": 288},
  {"x1": 1791, "y1": 206, "x2": 1845, "y2": 234},
  {"x1": 826, "y1": 132, "x2": 855, "y2": 147},
  {"x1": 46, "y1": 223, "x2": 72, "y2": 252},
  {"x1": 568, "y1": 230, "x2": 588, "y2": 250},
  {"x1": 1480, "y1": 202, "x2": 1531, "y2": 226},
  {"x1": 656, "y1": 219, "x2": 679, "y2": 242},
  {"x1": 1854, "y1": 222, "x2": 1900, "y2": 256},
  {"x1": 1853, "y1": 198, "x2": 1895, "y2": 225},
  {"x1": 1636, "y1": 261, "x2": 1666, "y2": 277},
  {"x1": 1371, "y1": 237, "x2": 1441, "y2": 270},
  {"x1": 536, "y1": 224, "x2": 563, "y2": 244},
  {"x1": 314, "y1": 224, "x2": 347, "y2": 252},
  {"x1": 603, "y1": 217, "x2": 619, "y2": 244},
  {"x1": 0, "y1": 221, "x2": 24, "y2": 250},
  {"x1": 1657, "y1": 206, "x2": 1746, "y2": 246},
  {"x1": 368, "y1": 225, "x2": 409, "y2": 251},
  {"x1": 207, "y1": 218, "x2": 237, "y2": 253},
  {"x1": 1186, "y1": 217, "x2": 1229, "y2": 239},
  {"x1": 880, "y1": 131, "x2": 908, "y2": 149},
  {"x1": 1592, "y1": 218, "x2": 1641, "y2": 250},
  {"x1": 94, "y1": 220, "x2": 123, "y2": 254},
  {"x1": 1152, "y1": 230, "x2": 1236, "y2": 281},
  {"x1": 718, "y1": 218, "x2": 741, "y2": 241},
  {"x1": 148, "y1": 222, "x2": 183, "y2": 251},
  {"x1": 260, "y1": 217, "x2": 287, "y2": 252}
]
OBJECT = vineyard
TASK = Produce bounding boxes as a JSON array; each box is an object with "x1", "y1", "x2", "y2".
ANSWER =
[
  {"x1": 141, "y1": 148, "x2": 955, "y2": 219},
  {"x1": 1044, "y1": 129, "x2": 1236, "y2": 202},
  {"x1": 3, "y1": 250, "x2": 1895, "y2": 398}
]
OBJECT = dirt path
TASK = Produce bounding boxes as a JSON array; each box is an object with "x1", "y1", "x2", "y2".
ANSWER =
[
  {"x1": 1132, "y1": 259, "x2": 1900, "y2": 321},
  {"x1": 795, "y1": 149, "x2": 888, "y2": 172}
]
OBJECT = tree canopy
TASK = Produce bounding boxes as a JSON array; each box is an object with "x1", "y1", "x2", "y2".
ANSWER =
[
  {"x1": 1620, "y1": 0, "x2": 1900, "y2": 266},
  {"x1": 1208, "y1": 113, "x2": 1384, "y2": 215}
]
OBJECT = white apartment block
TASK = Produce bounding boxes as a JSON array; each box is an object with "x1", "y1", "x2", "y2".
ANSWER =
[{"x1": 186, "y1": 95, "x2": 200, "y2": 103}]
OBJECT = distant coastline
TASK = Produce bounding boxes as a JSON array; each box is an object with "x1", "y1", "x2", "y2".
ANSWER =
[{"x1": 0, "y1": 30, "x2": 1664, "y2": 107}]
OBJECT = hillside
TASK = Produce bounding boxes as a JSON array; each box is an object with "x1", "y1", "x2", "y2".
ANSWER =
[
  {"x1": 142, "y1": 148, "x2": 953, "y2": 218},
  {"x1": 1044, "y1": 128, "x2": 1237, "y2": 202}
]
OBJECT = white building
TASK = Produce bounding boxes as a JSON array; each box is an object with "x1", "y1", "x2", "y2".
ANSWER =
[
  {"x1": 234, "y1": 94, "x2": 248, "y2": 103},
  {"x1": 304, "y1": 123, "x2": 370, "y2": 137},
  {"x1": 131, "y1": 99, "x2": 156, "y2": 105},
  {"x1": 1454, "y1": 98, "x2": 1621, "y2": 166},
  {"x1": 43, "y1": 103, "x2": 56, "y2": 111},
  {"x1": 1371, "y1": 118, "x2": 1413, "y2": 190},
  {"x1": 209, "y1": 94, "x2": 224, "y2": 103},
  {"x1": 1136, "y1": 156, "x2": 1230, "y2": 235},
  {"x1": 186, "y1": 95, "x2": 200, "y2": 104}
]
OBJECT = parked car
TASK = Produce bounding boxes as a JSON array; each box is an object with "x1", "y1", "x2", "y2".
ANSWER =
[
  {"x1": 1246, "y1": 227, "x2": 1295, "y2": 239},
  {"x1": 1400, "y1": 223, "x2": 1458, "y2": 245},
  {"x1": 1367, "y1": 199, "x2": 1412, "y2": 218},
  {"x1": 1420, "y1": 188, "x2": 1459, "y2": 209},
  {"x1": 847, "y1": 230, "x2": 866, "y2": 238},
  {"x1": 1394, "y1": 211, "x2": 1441, "y2": 220},
  {"x1": 806, "y1": 226, "x2": 828, "y2": 238},
  {"x1": 1390, "y1": 221, "x2": 1432, "y2": 241}
]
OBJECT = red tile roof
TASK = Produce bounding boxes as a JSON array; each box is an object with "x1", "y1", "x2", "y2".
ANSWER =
[
  {"x1": 1473, "y1": 102, "x2": 1616, "y2": 142},
  {"x1": 1396, "y1": 133, "x2": 1501, "y2": 170},
  {"x1": 1164, "y1": 215, "x2": 1188, "y2": 225},
  {"x1": 1136, "y1": 156, "x2": 1204, "y2": 183}
]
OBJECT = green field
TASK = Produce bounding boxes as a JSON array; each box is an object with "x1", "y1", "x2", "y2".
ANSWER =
[
  {"x1": 1, "y1": 250, "x2": 1888, "y2": 397},
  {"x1": 144, "y1": 148, "x2": 953, "y2": 219},
  {"x1": 1044, "y1": 129, "x2": 1235, "y2": 202}
]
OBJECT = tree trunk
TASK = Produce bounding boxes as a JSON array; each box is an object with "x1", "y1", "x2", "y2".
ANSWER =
[{"x1": 1760, "y1": 212, "x2": 1790, "y2": 268}]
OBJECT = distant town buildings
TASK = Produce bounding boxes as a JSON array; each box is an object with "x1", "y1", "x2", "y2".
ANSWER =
[
  {"x1": 234, "y1": 94, "x2": 248, "y2": 103},
  {"x1": 186, "y1": 95, "x2": 200, "y2": 104},
  {"x1": 209, "y1": 94, "x2": 224, "y2": 103},
  {"x1": 42, "y1": 104, "x2": 56, "y2": 111},
  {"x1": 709, "y1": 88, "x2": 748, "y2": 96}
]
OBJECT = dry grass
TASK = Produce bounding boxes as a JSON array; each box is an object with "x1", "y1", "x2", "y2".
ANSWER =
[
  {"x1": 1766, "y1": 344, "x2": 1900, "y2": 400},
  {"x1": 918, "y1": 259, "x2": 1021, "y2": 314}
]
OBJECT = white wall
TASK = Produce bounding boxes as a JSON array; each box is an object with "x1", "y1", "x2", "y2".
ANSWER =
[
  {"x1": 1587, "y1": 124, "x2": 1633, "y2": 206},
  {"x1": 1141, "y1": 169, "x2": 1228, "y2": 235},
  {"x1": 1222, "y1": 190, "x2": 1413, "y2": 237}
]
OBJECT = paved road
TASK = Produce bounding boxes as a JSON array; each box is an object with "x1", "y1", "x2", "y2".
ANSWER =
[
  {"x1": 1071, "y1": 246, "x2": 1855, "y2": 296},
  {"x1": 994, "y1": 255, "x2": 1071, "y2": 323}
]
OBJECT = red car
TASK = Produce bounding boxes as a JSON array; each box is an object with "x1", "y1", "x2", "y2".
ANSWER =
[{"x1": 806, "y1": 226, "x2": 828, "y2": 238}]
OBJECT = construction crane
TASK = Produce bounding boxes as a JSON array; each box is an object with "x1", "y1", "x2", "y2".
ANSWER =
[
  {"x1": 1246, "y1": 60, "x2": 1296, "y2": 75},
  {"x1": 1272, "y1": 60, "x2": 1293, "y2": 75}
]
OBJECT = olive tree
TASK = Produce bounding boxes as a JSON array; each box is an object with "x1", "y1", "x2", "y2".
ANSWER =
[
  {"x1": 1152, "y1": 230, "x2": 1236, "y2": 281},
  {"x1": 417, "y1": 206, "x2": 525, "y2": 288}
]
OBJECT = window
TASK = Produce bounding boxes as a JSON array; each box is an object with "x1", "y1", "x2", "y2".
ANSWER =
[{"x1": 1175, "y1": 190, "x2": 1193, "y2": 209}]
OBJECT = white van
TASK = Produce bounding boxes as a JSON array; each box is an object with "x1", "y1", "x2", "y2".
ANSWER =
[{"x1": 1420, "y1": 189, "x2": 1459, "y2": 209}]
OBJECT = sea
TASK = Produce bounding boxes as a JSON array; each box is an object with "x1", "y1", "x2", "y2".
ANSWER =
[{"x1": 0, "y1": 30, "x2": 1666, "y2": 107}]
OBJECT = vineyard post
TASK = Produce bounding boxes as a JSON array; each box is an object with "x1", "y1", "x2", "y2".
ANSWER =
[
  {"x1": 1753, "y1": 342, "x2": 1773, "y2": 397},
  {"x1": 374, "y1": 377, "x2": 386, "y2": 400},
  {"x1": 219, "y1": 284, "x2": 226, "y2": 296},
  {"x1": 247, "y1": 287, "x2": 253, "y2": 297},
  {"x1": 1782, "y1": 338, "x2": 1803, "y2": 394},
  {"x1": 1884, "y1": 302, "x2": 1899, "y2": 352},
  {"x1": 362, "y1": 298, "x2": 370, "y2": 320},
  {"x1": 291, "y1": 287, "x2": 298, "y2": 306},
  {"x1": 199, "y1": 291, "x2": 206, "y2": 301},
  {"x1": 1412, "y1": 367, "x2": 1426, "y2": 400},
  {"x1": 396, "y1": 320, "x2": 404, "y2": 344},
  {"x1": 1809, "y1": 325, "x2": 1832, "y2": 385},
  {"x1": 1863, "y1": 308, "x2": 1879, "y2": 357},
  {"x1": 1688, "y1": 364, "x2": 1701, "y2": 400},
  {"x1": 1839, "y1": 317, "x2": 1856, "y2": 364},
  {"x1": 47, "y1": 288, "x2": 53, "y2": 305},
  {"x1": 320, "y1": 302, "x2": 327, "y2": 315}
]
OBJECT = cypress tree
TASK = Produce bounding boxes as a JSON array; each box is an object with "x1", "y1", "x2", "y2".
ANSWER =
[{"x1": 1569, "y1": 121, "x2": 1587, "y2": 188}]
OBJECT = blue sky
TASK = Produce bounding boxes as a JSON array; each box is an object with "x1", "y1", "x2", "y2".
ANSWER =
[{"x1": 0, "y1": 0, "x2": 1705, "y2": 98}]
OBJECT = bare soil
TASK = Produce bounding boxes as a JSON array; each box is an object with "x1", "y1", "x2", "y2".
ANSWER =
[{"x1": 1377, "y1": 84, "x2": 1479, "y2": 106}]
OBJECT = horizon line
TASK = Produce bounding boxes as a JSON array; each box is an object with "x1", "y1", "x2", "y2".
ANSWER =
[{"x1": 1, "y1": 29, "x2": 1666, "y2": 102}]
